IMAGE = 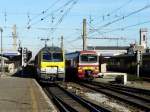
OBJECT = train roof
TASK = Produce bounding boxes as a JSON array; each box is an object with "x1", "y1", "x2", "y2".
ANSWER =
[
  {"x1": 35, "y1": 46, "x2": 62, "y2": 56},
  {"x1": 40, "y1": 46, "x2": 62, "y2": 52},
  {"x1": 65, "y1": 50, "x2": 98, "y2": 60},
  {"x1": 66, "y1": 50, "x2": 97, "y2": 55}
]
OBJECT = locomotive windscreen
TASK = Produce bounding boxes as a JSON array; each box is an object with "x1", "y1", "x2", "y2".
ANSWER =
[
  {"x1": 42, "y1": 52, "x2": 63, "y2": 62},
  {"x1": 43, "y1": 53, "x2": 52, "y2": 61},
  {"x1": 80, "y1": 54, "x2": 97, "y2": 62},
  {"x1": 53, "y1": 53, "x2": 63, "y2": 61}
]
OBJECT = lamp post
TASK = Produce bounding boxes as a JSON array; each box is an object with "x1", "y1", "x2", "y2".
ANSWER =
[{"x1": 0, "y1": 27, "x2": 3, "y2": 77}]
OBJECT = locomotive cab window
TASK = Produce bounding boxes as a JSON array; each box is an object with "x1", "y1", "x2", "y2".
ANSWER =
[
  {"x1": 42, "y1": 52, "x2": 63, "y2": 62},
  {"x1": 42, "y1": 53, "x2": 52, "y2": 61},
  {"x1": 80, "y1": 54, "x2": 97, "y2": 62},
  {"x1": 53, "y1": 53, "x2": 63, "y2": 61}
]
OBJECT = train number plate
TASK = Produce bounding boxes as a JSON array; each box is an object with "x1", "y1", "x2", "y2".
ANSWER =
[
  {"x1": 46, "y1": 67, "x2": 57, "y2": 74},
  {"x1": 85, "y1": 67, "x2": 92, "y2": 70}
]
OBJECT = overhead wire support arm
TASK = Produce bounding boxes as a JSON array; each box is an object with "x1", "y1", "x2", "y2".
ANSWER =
[{"x1": 40, "y1": 38, "x2": 49, "y2": 47}]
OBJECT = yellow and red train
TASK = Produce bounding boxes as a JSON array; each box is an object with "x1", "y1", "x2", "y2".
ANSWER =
[{"x1": 65, "y1": 50, "x2": 99, "y2": 80}]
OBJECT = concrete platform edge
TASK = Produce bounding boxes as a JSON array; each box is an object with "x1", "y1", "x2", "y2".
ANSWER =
[{"x1": 32, "y1": 79, "x2": 57, "y2": 112}]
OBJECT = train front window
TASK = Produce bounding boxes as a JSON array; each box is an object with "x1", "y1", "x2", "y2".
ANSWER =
[
  {"x1": 80, "y1": 54, "x2": 97, "y2": 62},
  {"x1": 43, "y1": 53, "x2": 52, "y2": 61},
  {"x1": 42, "y1": 53, "x2": 63, "y2": 61},
  {"x1": 53, "y1": 53, "x2": 63, "y2": 61}
]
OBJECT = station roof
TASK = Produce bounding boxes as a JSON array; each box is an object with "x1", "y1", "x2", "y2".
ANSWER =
[
  {"x1": 3, "y1": 51, "x2": 20, "y2": 56},
  {"x1": 0, "y1": 56, "x2": 9, "y2": 61},
  {"x1": 87, "y1": 46, "x2": 129, "y2": 50}
]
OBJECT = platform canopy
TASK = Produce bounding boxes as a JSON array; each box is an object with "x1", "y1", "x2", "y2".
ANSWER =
[
  {"x1": 3, "y1": 51, "x2": 20, "y2": 56},
  {"x1": 0, "y1": 56, "x2": 9, "y2": 61}
]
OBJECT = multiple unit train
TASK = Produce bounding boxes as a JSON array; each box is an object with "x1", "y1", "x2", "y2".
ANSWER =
[
  {"x1": 65, "y1": 50, "x2": 99, "y2": 80},
  {"x1": 34, "y1": 46, "x2": 65, "y2": 82},
  {"x1": 107, "y1": 52, "x2": 150, "y2": 77}
]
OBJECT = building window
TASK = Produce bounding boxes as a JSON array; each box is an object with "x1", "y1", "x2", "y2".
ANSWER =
[{"x1": 143, "y1": 35, "x2": 145, "y2": 41}]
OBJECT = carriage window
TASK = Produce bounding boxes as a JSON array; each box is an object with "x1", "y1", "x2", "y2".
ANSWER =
[
  {"x1": 80, "y1": 54, "x2": 97, "y2": 62},
  {"x1": 53, "y1": 53, "x2": 63, "y2": 61}
]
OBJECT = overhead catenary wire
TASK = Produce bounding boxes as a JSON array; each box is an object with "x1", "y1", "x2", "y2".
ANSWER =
[
  {"x1": 90, "y1": 4, "x2": 150, "y2": 34},
  {"x1": 0, "y1": 11, "x2": 40, "y2": 15},
  {"x1": 67, "y1": 36, "x2": 81, "y2": 43},
  {"x1": 28, "y1": 0, "x2": 61, "y2": 25},
  {"x1": 27, "y1": 0, "x2": 75, "y2": 28},
  {"x1": 89, "y1": 0, "x2": 133, "y2": 26},
  {"x1": 51, "y1": 0, "x2": 78, "y2": 32},
  {"x1": 99, "y1": 20, "x2": 150, "y2": 35},
  {"x1": 106, "y1": 0, "x2": 133, "y2": 16},
  {"x1": 99, "y1": 0, "x2": 133, "y2": 21},
  {"x1": 41, "y1": 0, "x2": 78, "y2": 42},
  {"x1": 64, "y1": 38, "x2": 81, "y2": 50}
]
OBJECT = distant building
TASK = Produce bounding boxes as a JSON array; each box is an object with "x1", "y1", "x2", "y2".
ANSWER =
[{"x1": 139, "y1": 28, "x2": 148, "y2": 49}]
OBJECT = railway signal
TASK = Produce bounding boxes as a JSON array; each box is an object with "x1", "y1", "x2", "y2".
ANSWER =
[
  {"x1": 18, "y1": 47, "x2": 28, "y2": 67},
  {"x1": 18, "y1": 47, "x2": 32, "y2": 68},
  {"x1": 22, "y1": 47, "x2": 28, "y2": 67}
]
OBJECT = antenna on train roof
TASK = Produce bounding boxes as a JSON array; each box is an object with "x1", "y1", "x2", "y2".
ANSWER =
[{"x1": 40, "y1": 38, "x2": 49, "y2": 47}]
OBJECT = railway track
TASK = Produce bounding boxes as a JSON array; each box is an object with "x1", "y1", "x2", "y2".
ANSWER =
[
  {"x1": 141, "y1": 77, "x2": 150, "y2": 82},
  {"x1": 92, "y1": 81, "x2": 150, "y2": 96},
  {"x1": 43, "y1": 83, "x2": 111, "y2": 112},
  {"x1": 79, "y1": 81, "x2": 150, "y2": 111}
]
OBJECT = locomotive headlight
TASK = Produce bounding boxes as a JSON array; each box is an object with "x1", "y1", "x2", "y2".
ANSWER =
[
  {"x1": 95, "y1": 69, "x2": 99, "y2": 73},
  {"x1": 94, "y1": 67, "x2": 99, "y2": 73},
  {"x1": 78, "y1": 67, "x2": 83, "y2": 73},
  {"x1": 95, "y1": 67, "x2": 98, "y2": 70},
  {"x1": 58, "y1": 68, "x2": 64, "y2": 73},
  {"x1": 41, "y1": 68, "x2": 46, "y2": 73},
  {"x1": 78, "y1": 67, "x2": 82, "y2": 69}
]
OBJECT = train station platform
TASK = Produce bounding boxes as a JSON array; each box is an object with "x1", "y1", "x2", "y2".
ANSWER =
[{"x1": 0, "y1": 76, "x2": 57, "y2": 112}]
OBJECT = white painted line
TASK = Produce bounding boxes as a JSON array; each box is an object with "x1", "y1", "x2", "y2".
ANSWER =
[{"x1": 33, "y1": 79, "x2": 57, "y2": 112}]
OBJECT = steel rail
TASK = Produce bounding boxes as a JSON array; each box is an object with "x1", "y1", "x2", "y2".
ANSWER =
[
  {"x1": 91, "y1": 81, "x2": 150, "y2": 96},
  {"x1": 52, "y1": 95, "x2": 78, "y2": 112},
  {"x1": 44, "y1": 83, "x2": 111, "y2": 112},
  {"x1": 44, "y1": 87, "x2": 77, "y2": 112},
  {"x1": 111, "y1": 83, "x2": 150, "y2": 95},
  {"x1": 56, "y1": 84, "x2": 110, "y2": 112},
  {"x1": 79, "y1": 82, "x2": 150, "y2": 111},
  {"x1": 89, "y1": 82, "x2": 150, "y2": 102}
]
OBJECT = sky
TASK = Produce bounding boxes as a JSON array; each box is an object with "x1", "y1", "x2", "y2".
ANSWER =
[{"x1": 0, "y1": 0, "x2": 150, "y2": 56}]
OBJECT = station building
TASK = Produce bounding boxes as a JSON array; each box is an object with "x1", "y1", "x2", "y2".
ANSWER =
[{"x1": 0, "y1": 51, "x2": 21, "y2": 74}]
